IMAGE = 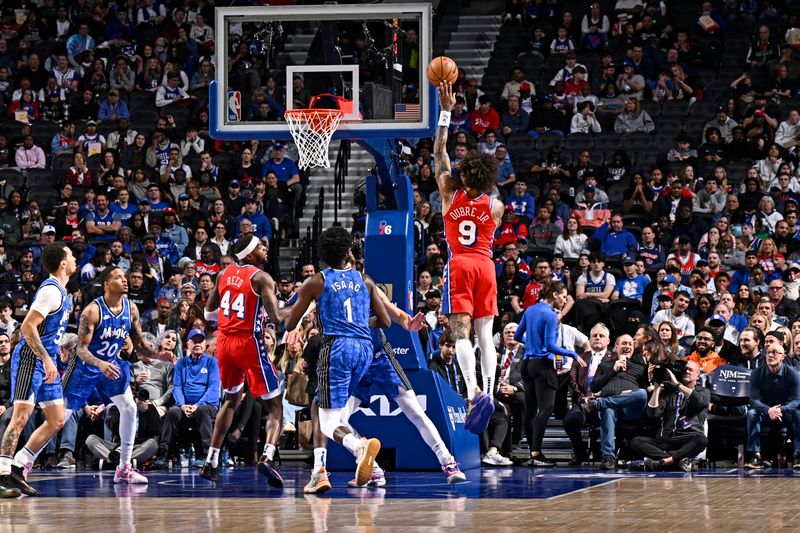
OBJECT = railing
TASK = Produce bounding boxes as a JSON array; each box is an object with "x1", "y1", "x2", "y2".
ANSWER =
[
  {"x1": 332, "y1": 139, "x2": 350, "y2": 227},
  {"x1": 294, "y1": 187, "x2": 325, "y2": 278}
]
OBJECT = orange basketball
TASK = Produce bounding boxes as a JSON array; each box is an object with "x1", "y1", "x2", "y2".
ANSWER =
[{"x1": 426, "y1": 56, "x2": 458, "y2": 86}]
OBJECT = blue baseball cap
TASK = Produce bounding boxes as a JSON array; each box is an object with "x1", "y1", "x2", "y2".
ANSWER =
[
  {"x1": 709, "y1": 314, "x2": 727, "y2": 326},
  {"x1": 661, "y1": 275, "x2": 679, "y2": 285},
  {"x1": 187, "y1": 328, "x2": 206, "y2": 342}
]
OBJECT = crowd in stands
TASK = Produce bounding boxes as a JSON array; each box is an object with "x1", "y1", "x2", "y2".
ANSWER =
[{"x1": 2, "y1": 0, "x2": 800, "y2": 473}]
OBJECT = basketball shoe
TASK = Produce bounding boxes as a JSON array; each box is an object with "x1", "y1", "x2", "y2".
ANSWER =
[
  {"x1": 354, "y1": 438, "x2": 381, "y2": 487},
  {"x1": 304, "y1": 468, "x2": 332, "y2": 494},
  {"x1": 464, "y1": 390, "x2": 494, "y2": 434},
  {"x1": 114, "y1": 464, "x2": 148, "y2": 484},
  {"x1": 257, "y1": 455, "x2": 284, "y2": 488}
]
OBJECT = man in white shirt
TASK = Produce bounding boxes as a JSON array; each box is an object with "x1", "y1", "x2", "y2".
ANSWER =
[
  {"x1": 652, "y1": 290, "x2": 695, "y2": 337},
  {"x1": 576, "y1": 253, "x2": 616, "y2": 303},
  {"x1": 774, "y1": 110, "x2": 800, "y2": 149}
]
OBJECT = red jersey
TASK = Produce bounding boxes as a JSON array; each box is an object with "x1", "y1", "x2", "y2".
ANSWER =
[
  {"x1": 216, "y1": 264, "x2": 264, "y2": 336},
  {"x1": 445, "y1": 189, "x2": 495, "y2": 259},
  {"x1": 522, "y1": 279, "x2": 543, "y2": 309}
]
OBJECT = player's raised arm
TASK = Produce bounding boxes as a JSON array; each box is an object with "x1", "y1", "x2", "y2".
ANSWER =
[
  {"x1": 76, "y1": 302, "x2": 119, "y2": 380},
  {"x1": 434, "y1": 81, "x2": 458, "y2": 202},
  {"x1": 129, "y1": 302, "x2": 173, "y2": 362},
  {"x1": 285, "y1": 274, "x2": 324, "y2": 332}
]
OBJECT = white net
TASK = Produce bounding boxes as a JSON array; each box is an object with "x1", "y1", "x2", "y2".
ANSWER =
[{"x1": 284, "y1": 109, "x2": 344, "y2": 169}]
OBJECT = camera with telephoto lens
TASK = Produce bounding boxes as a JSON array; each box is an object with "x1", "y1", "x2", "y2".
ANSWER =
[
  {"x1": 652, "y1": 360, "x2": 688, "y2": 384},
  {"x1": 136, "y1": 388, "x2": 150, "y2": 402}
]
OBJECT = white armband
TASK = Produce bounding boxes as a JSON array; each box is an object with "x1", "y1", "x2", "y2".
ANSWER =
[
  {"x1": 438, "y1": 110, "x2": 451, "y2": 127},
  {"x1": 204, "y1": 308, "x2": 219, "y2": 322}
]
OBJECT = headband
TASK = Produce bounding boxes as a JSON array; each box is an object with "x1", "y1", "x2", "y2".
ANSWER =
[{"x1": 235, "y1": 236, "x2": 259, "y2": 260}]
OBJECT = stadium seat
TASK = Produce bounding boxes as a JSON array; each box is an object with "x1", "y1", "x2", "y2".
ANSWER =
[
  {"x1": 0, "y1": 168, "x2": 25, "y2": 193},
  {"x1": 27, "y1": 169, "x2": 53, "y2": 190}
]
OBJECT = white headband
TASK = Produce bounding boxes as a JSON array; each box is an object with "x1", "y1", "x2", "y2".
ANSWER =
[{"x1": 235, "y1": 236, "x2": 259, "y2": 260}]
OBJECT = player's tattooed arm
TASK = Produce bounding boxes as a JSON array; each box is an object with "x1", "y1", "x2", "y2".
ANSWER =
[
  {"x1": 434, "y1": 81, "x2": 457, "y2": 203},
  {"x1": 129, "y1": 303, "x2": 164, "y2": 360},
  {"x1": 76, "y1": 304, "x2": 105, "y2": 368}
]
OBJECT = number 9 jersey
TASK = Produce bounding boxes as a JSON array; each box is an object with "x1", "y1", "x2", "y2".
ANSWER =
[{"x1": 442, "y1": 189, "x2": 498, "y2": 319}]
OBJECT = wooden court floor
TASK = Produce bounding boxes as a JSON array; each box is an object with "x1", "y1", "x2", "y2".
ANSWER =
[{"x1": 0, "y1": 469, "x2": 798, "y2": 532}]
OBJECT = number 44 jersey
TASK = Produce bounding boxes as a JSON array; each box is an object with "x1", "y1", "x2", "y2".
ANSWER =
[
  {"x1": 217, "y1": 263, "x2": 266, "y2": 336},
  {"x1": 318, "y1": 268, "x2": 371, "y2": 340}
]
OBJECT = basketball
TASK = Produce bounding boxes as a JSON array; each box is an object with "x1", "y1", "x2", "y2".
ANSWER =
[{"x1": 426, "y1": 56, "x2": 458, "y2": 86}]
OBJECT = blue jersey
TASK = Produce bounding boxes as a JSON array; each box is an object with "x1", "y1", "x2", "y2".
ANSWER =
[
  {"x1": 318, "y1": 268, "x2": 370, "y2": 340},
  {"x1": 18, "y1": 277, "x2": 70, "y2": 358},
  {"x1": 86, "y1": 296, "x2": 131, "y2": 374}
]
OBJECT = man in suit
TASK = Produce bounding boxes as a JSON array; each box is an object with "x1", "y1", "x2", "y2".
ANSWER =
[
  {"x1": 563, "y1": 323, "x2": 612, "y2": 464},
  {"x1": 428, "y1": 330, "x2": 467, "y2": 398},
  {"x1": 495, "y1": 322, "x2": 526, "y2": 444}
]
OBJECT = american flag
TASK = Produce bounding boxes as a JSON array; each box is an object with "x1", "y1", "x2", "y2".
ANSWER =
[{"x1": 394, "y1": 103, "x2": 420, "y2": 121}]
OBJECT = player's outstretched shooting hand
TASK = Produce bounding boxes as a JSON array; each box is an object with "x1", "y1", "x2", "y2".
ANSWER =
[{"x1": 438, "y1": 81, "x2": 456, "y2": 112}]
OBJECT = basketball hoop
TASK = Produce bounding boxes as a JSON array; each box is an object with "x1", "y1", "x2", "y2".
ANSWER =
[{"x1": 284, "y1": 108, "x2": 344, "y2": 169}]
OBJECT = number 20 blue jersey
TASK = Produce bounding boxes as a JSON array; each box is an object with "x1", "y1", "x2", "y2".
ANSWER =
[
  {"x1": 86, "y1": 296, "x2": 131, "y2": 374},
  {"x1": 318, "y1": 268, "x2": 371, "y2": 340}
]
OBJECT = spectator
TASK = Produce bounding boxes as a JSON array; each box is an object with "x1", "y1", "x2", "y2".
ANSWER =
[
  {"x1": 499, "y1": 95, "x2": 529, "y2": 138},
  {"x1": 570, "y1": 101, "x2": 602, "y2": 134},
  {"x1": 428, "y1": 330, "x2": 467, "y2": 397},
  {"x1": 631, "y1": 360, "x2": 708, "y2": 471},
  {"x1": 616, "y1": 60, "x2": 646, "y2": 101},
  {"x1": 581, "y1": 2, "x2": 610, "y2": 49},
  {"x1": 66, "y1": 152, "x2": 92, "y2": 188},
  {"x1": 158, "y1": 328, "x2": 219, "y2": 462},
  {"x1": 505, "y1": 181, "x2": 535, "y2": 225},
  {"x1": 51, "y1": 121, "x2": 78, "y2": 156},
  {"x1": 586, "y1": 334, "x2": 648, "y2": 469},
  {"x1": 575, "y1": 253, "x2": 615, "y2": 302},
  {"x1": 693, "y1": 177, "x2": 726, "y2": 216},
  {"x1": 261, "y1": 142, "x2": 301, "y2": 217},
  {"x1": 554, "y1": 216, "x2": 590, "y2": 259},
  {"x1": 156, "y1": 72, "x2": 191, "y2": 108},
  {"x1": 704, "y1": 107, "x2": 739, "y2": 143},
  {"x1": 653, "y1": 290, "x2": 695, "y2": 337},
  {"x1": 78, "y1": 120, "x2": 106, "y2": 157},
  {"x1": 593, "y1": 213, "x2": 638, "y2": 261},
  {"x1": 14, "y1": 134, "x2": 45, "y2": 172},
  {"x1": 614, "y1": 97, "x2": 655, "y2": 135},
  {"x1": 683, "y1": 326, "x2": 728, "y2": 374},
  {"x1": 470, "y1": 95, "x2": 500, "y2": 138},
  {"x1": 612, "y1": 258, "x2": 651, "y2": 300},
  {"x1": 744, "y1": 340, "x2": 800, "y2": 469},
  {"x1": 235, "y1": 197, "x2": 272, "y2": 240},
  {"x1": 494, "y1": 211, "x2": 529, "y2": 254},
  {"x1": 97, "y1": 88, "x2": 129, "y2": 122},
  {"x1": 500, "y1": 67, "x2": 531, "y2": 101},
  {"x1": 66, "y1": 22, "x2": 96, "y2": 68}
]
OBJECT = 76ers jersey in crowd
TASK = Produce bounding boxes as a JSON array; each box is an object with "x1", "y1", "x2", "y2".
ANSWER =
[
  {"x1": 318, "y1": 268, "x2": 370, "y2": 340},
  {"x1": 217, "y1": 264, "x2": 264, "y2": 336},
  {"x1": 18, "y1": 277, "x2": 71, "y2": 357},
  {"x1": 85, "y1": 296, "x2": 131, "y2": 374},
  {"x1": 444, "y1": 189, "x2": 495, "y2": 259}
]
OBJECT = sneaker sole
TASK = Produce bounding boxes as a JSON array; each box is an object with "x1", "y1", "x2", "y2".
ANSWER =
[
  {"x1": 446, "y1": 472, "x2": 468, "y2": 484},
  {"x1": 355, "y1": 438, "x2": 381, "y2": 487},
  {"x1": 304, "y1": 480, "x2": 332, "y2": 494},
  {"x1": 257, "y1": 462, "x2": 285, "y2": 488},
  {"x1": 114, "y1": 475, "x2": 149, "y2": 484}
]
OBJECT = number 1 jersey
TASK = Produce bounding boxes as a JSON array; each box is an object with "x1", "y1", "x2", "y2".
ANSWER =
[
  {"x1": 444, "y1": 189, "x2": 495, "y2": 259},
  {"x1": 217, "y1": 263, "x2": 264, "y2": 336},
  {"x1": 318, "y1": 268, "x2": 371, "y2": 340}
]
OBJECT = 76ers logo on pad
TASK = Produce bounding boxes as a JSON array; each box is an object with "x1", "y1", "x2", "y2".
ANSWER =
[
  {"x1": 378, "y1": 221, "x2": 392, "y2": 235},
  {"x1": 227, "y1": 91, "x2": 241, "y2": 122}
]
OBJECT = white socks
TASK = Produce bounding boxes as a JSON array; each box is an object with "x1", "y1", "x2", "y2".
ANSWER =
[
  {"x1": 455, "y1": 339, "x2": 479, "y2": 400},
  {"x1": 475, "y1": 317, "x2": 497, "y2": 398},
  {"x1": 313, "y1": 447, "x2": 327, "y2": 471},
  {"x1": 263, "y1": 443, "x2": 276, "y2": 461},
  {"x1": 342, "y1": 433, "x2": 361, "y2": 455},
  {"x1": 207, "y1": 447, "x2": 220, "y2": 468},
  {"x1": 12, "y1": 446, "x2": 37, "y2": 469}
]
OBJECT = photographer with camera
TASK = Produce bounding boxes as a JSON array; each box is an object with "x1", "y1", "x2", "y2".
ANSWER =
[
  {"x1": 631, "y1": 359, "x2": 708, "y2": 471},
  {"x1": 130, "y1": 332, "x2": 174, "y2": 418}
]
